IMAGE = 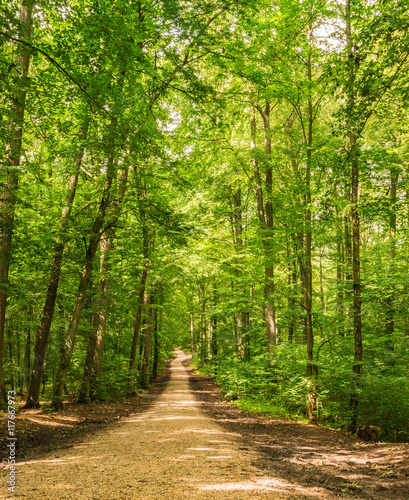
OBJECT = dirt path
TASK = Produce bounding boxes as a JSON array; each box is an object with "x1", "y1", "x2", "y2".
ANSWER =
[{"x1": 2, "y1": 350, "x2": 408, "y2": 499}]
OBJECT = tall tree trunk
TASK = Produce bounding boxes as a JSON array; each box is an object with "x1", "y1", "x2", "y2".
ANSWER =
[
  {"x1": 250, "y1": 103, "x2": 276, "y2": 347},
  {"x1": 78, "y1": 166, "x2": 129, "y2": 403},
  {"x1": 228, "y1": 186, "x2": 247, "y2": 358},
  {"x1": 24, "y1": 326, "x2": 31, "y2": 391},
  {"x1": 199, "y1": 282, "x2": 207, "y2": 364},
  {"x1": 385, "y1": 166, "x2": 398, "y2": 344},
  {"x1": 77, "y1": 236, "x2": 111, "y2": 403},
  {"x1": 305, "y1": 46, "x2": 317, "y2": 424},
  {"x1": 336, "y1": 215, "x2": 345, "y2": 336},
  {"x1": 261, "y1": 102, "x2": 276, "y2": 347},
  {"x1": 0, "y1": 0, "x2": 34, "y2": 406},
  {"x1": 290, "y1": 154, "x2": 305, "y2": 343},
  {"x1": 52, "y1": 154, "x2": 116, "y2": 410},
  {"x1": 152, "y1": 305, "x2": 161, "y2": 380},
  {"x1": 211, "y1": 285, "x2": 218, "y2": 365},
  {"x1": 141, "y1": 286, "x2": 155, "y2": 388},
  {"x1": 346, "y1": 0, "x2": 363, "y2": 431},
  {"x1": 25, "y1": 121, "x2": 88, "y2": 408},
  {"x1": 128, "y1": 226, "x2": 149, "y2": 392},
  {"x1": 189, "y1": 312, "x2": 195, "y2": 354}
]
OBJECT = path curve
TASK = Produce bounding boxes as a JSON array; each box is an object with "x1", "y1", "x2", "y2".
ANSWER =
[{"x1": 9, "y1": 350, "x2": 318, "y2": 499}]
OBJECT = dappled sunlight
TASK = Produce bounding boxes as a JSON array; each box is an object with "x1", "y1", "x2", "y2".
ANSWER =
[
  {"x1": 172, "y1": 427, "x2": 242, "y2": 437},
  {"x1": 171, "y1": 454, "x2": 198, "y2": 461},
  {"x1": 125, "y1": 416, "x2": 205, "y2": 423},
  {"x1": 199, "y1": 477, "x2": 291, "y2": 491},
  {"x1": 188, "y1": 447, "x2": 217, "y2": 451},
  {"x1": 25, "y1": 417, "x2": 74, "y2": 427},
  {"x1": 19, "y1": 455, "x2": 104, "y2": 466},
  {"x1": 188, "y1": 447, "x2": 234, "y2": 453}
]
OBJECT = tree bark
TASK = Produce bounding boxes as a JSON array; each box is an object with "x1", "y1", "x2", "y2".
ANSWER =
[
  {"x1": 24, "y1": 326, "x2": 31, "y2": 391},
  {"x1": 152, "y1": 305, "x2": 160, "y2": 380},
  {"x1": 336, "y1": 214, "x2": 345, "y2": 336},
  {"x1": 199, "y1": 282, "x2": 207, "y2": 364},
  {"x1": 228, "y1": 186, "x2": 247, "y2": 358},
  {"x1": 0, "y1": 0, "x2": 35, "y2": 406},
  {"x1": 78, "y1": 166, "x2": 129, "y2": 403},
  {"x1": 52, "y1": 153, "x2": 116, "y2": 410},
  {"x1": 250, "y1": 103, "x2": 276, "y2": 347},
  {"x1": 141, "y1": 286, "x2": 155, "y2": 388},
  {"x1": 346, "y1": 0, "x2": 363, "y2": 431},
  {"x1": 77, "y1": 236, "x2": 111, "y2": 403},
  {"x1": 128, "y1": 225, "x2": 149, "y2": 392},
  {"x1": 385, "y1": 166, "x2": 398, "y2": 343},
  {"x1": 305, "y1": 45, "x2": 317, "y2": 425},
  {"x1": 189, "y1": 312, "x2": 195, "y2": 354}
]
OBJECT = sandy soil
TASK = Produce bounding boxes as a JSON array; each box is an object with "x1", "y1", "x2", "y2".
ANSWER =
[{"x1": 1, "y1": 349, "x2": 408, "y2": 499}]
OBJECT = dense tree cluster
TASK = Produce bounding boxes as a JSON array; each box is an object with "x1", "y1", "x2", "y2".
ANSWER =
[{"x1": 1, "y1": 0, "x2": 408, "y2": 441}]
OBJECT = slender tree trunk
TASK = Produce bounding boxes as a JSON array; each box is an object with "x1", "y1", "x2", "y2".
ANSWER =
[
  {"x1": 346, "y1": 0, "x2": 363, "y2": 431},
  {"x1": 16, "y1": 334, "x2": 22, "y2": 395},
  {"x1": 25, "y1": 121, "x2": 88, "y2": 408},
  {"x1": 262, "y1": 102, "x2": 276, "y2": 347},
  {"x1": 129, "y1": 226, "x2": 150, "y2": 392},
  {"x1": 199, "y1": 283, "x2": 206, "y2": 364},
  {"x1": 189, "y1": 312, "x2": 195, "y2": 354},
  {"x1": 152, "y1": 306, "x2": 159, "y2": 380},
  {"x1": 305, "y1": 47, "x2": 317, "y2": 424},
  {"x1": 228, "y1": 186, "x2": 247, "y2": 358},
  {"x1": 0, "y1": 0, "x2": 34, "y2": 406},
  {"x1": 290, "y1": 155, "x2": 305, "y2": 343},
  {"x1": 52, "y1": 155, "x2": 116, "y2": 410},
  {"x1": 250, "y1": 103, "x2": 276, "y2": 347},
  {"x1": 24, "y1": 327, "x2": 31, "y2": 391},
  {"x1": 78, "y1": 166, "x2": 129, "y2": 402},
  {"x1": 336, "y1": 216, "x2": 345, "y2": 336},
  {"x1": 385, "y1": 166, "x2": 398, "y2": 344},
  {"x1": 77, "y1": 236, "x2": 111, "y2": 403},
  {"x1": 141, "y1": 287, "x2": 154, "y2": 388},
  {"x1": 319, "y1": 250, "x2": 325, "y2": 309}
]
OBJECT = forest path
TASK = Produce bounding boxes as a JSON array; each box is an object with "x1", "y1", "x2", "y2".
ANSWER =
[
  {"x1": 6, "y1": 350, "x2": 408, "y2": 500},
  {"x1": 9, "y1": 349, "x2": 324, "y2": 500}
]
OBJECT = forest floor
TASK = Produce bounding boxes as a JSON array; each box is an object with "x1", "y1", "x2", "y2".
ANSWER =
[{"x1": 1, "y1": 350, "x2": 408, "y2": 499}]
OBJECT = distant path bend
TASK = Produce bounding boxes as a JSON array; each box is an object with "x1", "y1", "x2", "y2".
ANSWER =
[{"x1": 12, "y1": 350, "x2": 322, "y2": 499}]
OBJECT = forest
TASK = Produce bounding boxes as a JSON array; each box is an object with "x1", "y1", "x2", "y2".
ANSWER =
[{"x1": 1, "y1": 0, "x2": 408, "y2": 445}]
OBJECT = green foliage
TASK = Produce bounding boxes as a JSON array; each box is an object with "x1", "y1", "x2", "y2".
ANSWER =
[{"x1": 0, "y1": 0, "x2": 408, "y2": 444}]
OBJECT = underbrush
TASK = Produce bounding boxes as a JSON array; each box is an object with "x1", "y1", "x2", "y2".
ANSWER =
[{"x1": 195, "y1": 349, "x2": 409, "y2": 442}]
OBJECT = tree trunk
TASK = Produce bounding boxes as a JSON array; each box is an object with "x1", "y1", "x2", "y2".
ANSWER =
[
  {"x1": 77, "y1": 236, "x2": 111, "y2": 403},
  {"x1": 152, "y1": 306, "x2": 159, "y2": 380},
  {"x1": 346, "y1": 0, "x2": 363, "y2": 431},
  {"x1": 78, "y1": 166, "x2": 129, "y2": 403},
  {"x1": 24, "y1": 327, "x2": 31, "y2": 391},
  {"x1": 128, "y1": 226, "x2": 150, "y2": 392},
  {"x1": 0, "y1": 0, "x2": 34, "y2": 406},
  {"x1": 199, "y1": 283, "x2": 207, "y2": 364},
  {"x1": 305, "y1": 47, "x2": 317, "y2": 424},
  {"x1": 228, "y1": 186, "x2": 247, "y2": 358},
  {"x1": 336, "y1": 219, "x2": 345, "y2": 336},
  {"x1": 189, "y1": 312, "x2": 195, "y2": 354},
  {"x1": 385, "y1": 166, "x2": 398, "y2": 343},
  {"x1": 141, "y1": 287, "x2": 154, "y2": 388},
  {"x1": 52, "y1": 155, "x2": 116, "y2": 410},
  {"x1": 288, "y1": 251, "x2": 297, "y2": 343},
  {"x1": 261, "y1": 102, "x2": 276, "y2": 347},
  {"x1": 25, "y1": 120, "x2": 88, "y2": 408},
  {"x1": 250, "y1": 103, "x2": 276, "y2": 347}
]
